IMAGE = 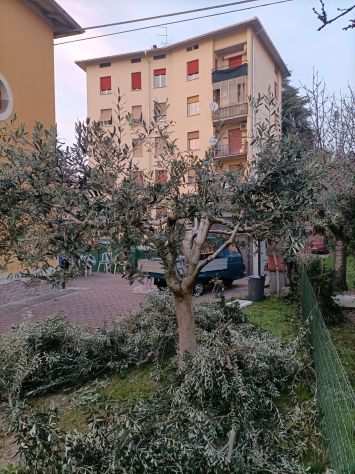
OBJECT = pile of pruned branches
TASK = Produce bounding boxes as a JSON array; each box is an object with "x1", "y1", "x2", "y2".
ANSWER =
[
  {"x1": 0, "y1": 292, "x2": 178, "y2": 400},
  {"x1": 0, "y1": 294, "x2": 321, "y2": 473}
]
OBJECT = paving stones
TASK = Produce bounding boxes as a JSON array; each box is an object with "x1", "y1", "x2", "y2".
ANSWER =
[{"x1": 0, "y1": 274, "x2": 145, "y2": 333}]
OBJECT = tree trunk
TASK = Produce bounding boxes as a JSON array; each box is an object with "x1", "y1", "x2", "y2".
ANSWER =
[
  {"x1": 174, "y1": 291, "x2": 197, "y2": 356},
  {"x1": 334, "y1": 238, "x2": 347, "y2": 291}
]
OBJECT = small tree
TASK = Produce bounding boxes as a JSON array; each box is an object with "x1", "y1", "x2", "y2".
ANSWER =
[
  {"x1": 305, "y1": 74, "x2": 355, "y2": 290},
  {"x1": 0, "y1": 95, "x2": 314, "y2": 357}
]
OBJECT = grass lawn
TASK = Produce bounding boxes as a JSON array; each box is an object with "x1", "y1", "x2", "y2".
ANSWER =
[
  {"x1": 36, "y1": 365, "x2": 159, "y2": 433},
  {"x1": 330, "y1": 321, "x2": 355, "y2": 389},
  {"x1": 244, "y1": 297, "x2": 300, "y2": 342},
  {"x1": 245, "y1": 295, "x2": 355, "y2": 390},
  {"x1": 323, "y1": 254, "x2": 355, "y2": 289}
]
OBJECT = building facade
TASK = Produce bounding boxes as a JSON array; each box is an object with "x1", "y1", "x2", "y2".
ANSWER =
[
  {"x1": 0, "y1": 0, "x2": 81, "y2": 275},
  {"x1": 0, "y1": 0, "x2": 82, "y2": 131},
  {"x1": 77, "y1": 18, "x2": 289, "y2": 177}
]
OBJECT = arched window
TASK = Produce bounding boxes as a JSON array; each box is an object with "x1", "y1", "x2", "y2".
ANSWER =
[{"x1": 0, "y1": 74, "x2": 13, "y2": 121}]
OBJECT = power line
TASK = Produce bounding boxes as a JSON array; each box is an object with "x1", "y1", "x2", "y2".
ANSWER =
[
  {"x1": 55, "y1": 0, "x2": 293, "y2": 46},
  {"x1": 69, "y1": 0, "x2": 276, "y2": 33}
]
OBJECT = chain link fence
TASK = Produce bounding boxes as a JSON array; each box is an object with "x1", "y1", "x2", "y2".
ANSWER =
[{"x1": 300, "y1": 268, "x2": 355, "y2": 474}]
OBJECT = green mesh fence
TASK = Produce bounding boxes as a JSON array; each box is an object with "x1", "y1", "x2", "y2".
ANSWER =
[{"x1": 300, "y1": 269, "x2": 355, "y2": 474}]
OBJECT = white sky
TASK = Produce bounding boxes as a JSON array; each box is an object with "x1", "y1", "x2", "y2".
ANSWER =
[{"x1": 54, "y1": 0, "x2": 355, "y2": 144}]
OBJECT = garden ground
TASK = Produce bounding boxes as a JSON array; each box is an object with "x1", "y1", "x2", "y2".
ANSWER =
[
  {"x1": 0, "y1": 275, "x2": 354, "y2": 471},
  {"x1": 0, "y1": 296, "x2": 321, "y2": 471}
]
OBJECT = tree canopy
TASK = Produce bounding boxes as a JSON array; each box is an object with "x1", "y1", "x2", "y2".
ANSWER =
[{"x1": 0, "y1": 94, "x2": 316, "y2": 356}]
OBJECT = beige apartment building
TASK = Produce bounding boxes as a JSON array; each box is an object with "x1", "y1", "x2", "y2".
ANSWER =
[
  {"x1": 77, "y1": 18, "x2": 289, "y2": 181},
  {"x1": 0, "y1": 0, "x2": 82, "y2": 131}
]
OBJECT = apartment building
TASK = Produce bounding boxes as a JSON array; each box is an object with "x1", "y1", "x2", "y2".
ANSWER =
[
  {"x1": 77, "y1": 18, "x2": 289, "y2": 180},
  {"x1": 0, "y1": 0, "x2": 82, "y2": 131}
]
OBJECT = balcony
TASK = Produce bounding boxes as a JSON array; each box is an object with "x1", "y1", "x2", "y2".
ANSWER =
[
  {"x1": 215, "y1": 143, "x2": 247, "y2": 160},
  {"x1": 213, "y1": 103, "x2": 248, "y2": 122},
  {"x1": 212, "y1": 63, "x2": 248, "y2": 83}
]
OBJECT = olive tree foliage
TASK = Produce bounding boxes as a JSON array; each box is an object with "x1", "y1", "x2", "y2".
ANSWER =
[
  {"x1": 0, "y1": 93, "x2": 315, "y2": 356},
  {"x1": 305, "y1": 74, "x2": 355, "y2": 290}
]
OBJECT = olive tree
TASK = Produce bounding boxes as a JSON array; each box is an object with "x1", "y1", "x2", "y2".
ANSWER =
[{"x1": 0, "y1": 95, "x2": 314, "y2": 357}]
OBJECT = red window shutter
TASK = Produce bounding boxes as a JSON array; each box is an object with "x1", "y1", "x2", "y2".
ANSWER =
[
  {"x1": 100, "y1": 76, "x2": 111, "y2": 91},
  {"x1": 228, "y1": 55, "x2": 242, "y2": 68},
  {"x1": 228, "y1": 128, "x2": 242, "y2": 154},
  {"x1": 156, "y1": 170, "x2": 167, "y2": 183},
  {"x1": 131, "y1": 72, "x2": 142, "y2": 90},
  {"x1": 187, "y1": 59, "x2": 199, "y2": 75},
  {"x1": 154, "y1": 68, "x2": 166, "y2": 76}
]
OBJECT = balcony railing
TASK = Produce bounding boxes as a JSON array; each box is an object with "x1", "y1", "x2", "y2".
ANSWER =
[
  {"x1": 212, "y1": 63, "x2": 248, "y2": 83},
  {"x1": 213, "y1": 103, "x2": 248, "y2": 121},
  {"x1": 215, "y1": 144, "x2": 246, "y2": 159}
]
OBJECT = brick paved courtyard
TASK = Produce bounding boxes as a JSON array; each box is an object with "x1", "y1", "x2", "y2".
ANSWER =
[
  {"x1": 0, "y1": 274, "x2": 146, "y2": 333},
  {"x1": 0, "y1": 273, "x2": 250, "y2": 334}
]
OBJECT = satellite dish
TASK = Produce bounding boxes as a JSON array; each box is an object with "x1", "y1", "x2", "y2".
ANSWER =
[
  {"x1": 209, "y1": 136, "x2": 218, "y2": 146},
  {"x1": 209, "y1": 101, "x2": 219, "y2": 112}
]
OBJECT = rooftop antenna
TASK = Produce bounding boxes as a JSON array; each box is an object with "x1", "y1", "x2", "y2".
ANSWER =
[{"x1": 158, "y1": 26, "x2": 168, "y2": 47}]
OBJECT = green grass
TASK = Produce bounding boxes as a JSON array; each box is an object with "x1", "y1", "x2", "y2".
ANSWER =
[
  {"x1": 244, "y1": 297, "x2": 299, "y2": 342},
  {"x1": 244, "y1": 297, "x2": 327, "y2": 473},
  {"x1": 322, "y1": 254, "x2": 355, "y2": 289},
  {"x1": 346, "y1": 255, "x2": 355, "y2": 289},
  {"x1": 100, "y1": 365, "x2": 157, "y2": 402},
  {"x1": 330, "y1": 322, "x2": 355, "y2": 389},
  {"x1": 32, "y1": 365, "x2": 158, "y2": 434}
]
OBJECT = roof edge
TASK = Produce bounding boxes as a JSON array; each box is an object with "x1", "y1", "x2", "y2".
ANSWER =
[
  {"x1": 25, "y1": 0, "x2": 84, "y2": 38},
  {"x1": 76, "y1": 17, "x2": 289, "y2": 77}
]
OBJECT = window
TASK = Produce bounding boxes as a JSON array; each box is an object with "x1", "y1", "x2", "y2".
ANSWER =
[
  {"x1": 187, "y1": 131, "x2": 200, "y2": 151},
  {"x1": 213, "y1": 88, "x2": 221, "y2": 106},
  {"x1": 154, "y1": 101, "x2": 167, "y2": 119},
  {"x1": 187, "y1": 95, "x2": 200, "y2": 116},
  {"x1": 0, "y1": 74, "x2": 13, "y2": 121},
  {"x1": 100, "y1": 76, "x2": 111, "y2": 94},
  {"x1": 187, "y1": 44, "x2": 199, "y2": 51},
  {"x1": 131, "y1": 57, "x2": 141, "y2": 63},
  {"x1": 99, "y1": 62, "x2": 111, "y2": 68},
  {"x1": 132, "y1": 138, "x2": 143, "y2": 157},
  {"x1": 99, "y1": 108, "x2": 112, "y2": 126},
  {"x1": 153, "y1": 68, "x2": 167, "y2": 88},
  {"x1": 131, "y1": 105, "x2": 142, "y2": 123},
  {"x1": 131, "y1": 72, "x2": 142, "y2": 90},
  {"x1": 228, "y1": 55, "x2": 242, "y2": 68},
  {"x1": 187, "y1": 59, "x2": 199, "y2": 80},
  {"x1": 153, "y1": 54, "x2": 166, "y2": 60},
  {"x1": 155, "y1": 169, "x2": 168, "y2": 183}
]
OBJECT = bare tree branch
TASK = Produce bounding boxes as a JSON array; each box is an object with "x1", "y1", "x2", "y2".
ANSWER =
[{"x1": 313, "y1": 0, "x2": 355, "y2": 30}]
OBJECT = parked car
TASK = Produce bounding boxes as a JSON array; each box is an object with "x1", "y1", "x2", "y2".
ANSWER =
[{"x1": 138, "y1": 247, "x2": 245, "y2": 296}]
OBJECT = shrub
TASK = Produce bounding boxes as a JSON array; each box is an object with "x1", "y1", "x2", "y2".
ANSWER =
[{"x1": 304, "y1": 258, "x2": 343, "y2": 325}]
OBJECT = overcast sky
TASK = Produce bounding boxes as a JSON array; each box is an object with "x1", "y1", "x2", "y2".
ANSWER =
[{"x1": 54, "y1": 0, "x2": 355, "y2": 144}]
